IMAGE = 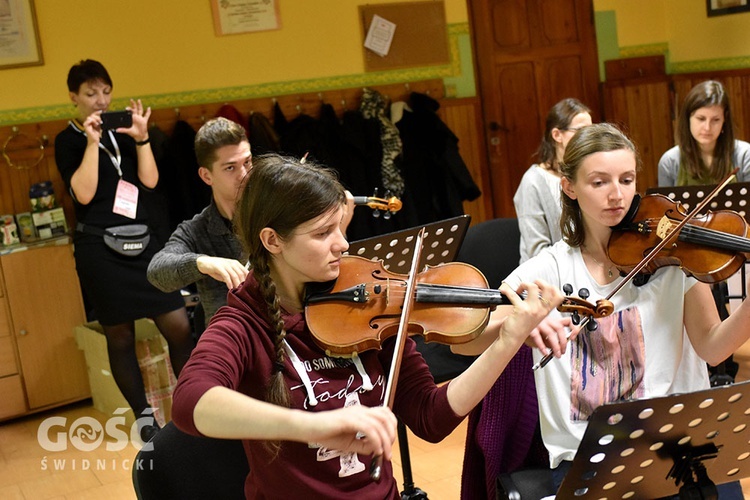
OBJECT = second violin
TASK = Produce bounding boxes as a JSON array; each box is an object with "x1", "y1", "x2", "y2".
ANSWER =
[{"x1": 608, "y1": 193, "x2": 750, "y2": 283}]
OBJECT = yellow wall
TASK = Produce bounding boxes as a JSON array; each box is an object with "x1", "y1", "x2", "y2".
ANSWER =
[
  {"x1": 0, "y1": 0, "x2": 468, "y2": 116},
  {"x1": 594, "y1": 0, "x2": 750, "y2": 71},
  {"x1": 594, "y1": 0, "x2": 666, "y2": 48},
  {"x1": 663, "y1": 0, "x2": 750, "y2": 63},
  {"x1": 6, "y1": 1, "x2": 750, "y2": 122}
]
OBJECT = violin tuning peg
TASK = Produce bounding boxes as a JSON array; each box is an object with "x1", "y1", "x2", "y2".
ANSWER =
[
  {"x1": 572, "y1": 311, "x2": 581, "y2": 325},
  {"x1": 383, "y1": 211, "x2": 391, "y2": 220},
  {"x1": 586, "y1": 319, "x2": 599, "y2": 332},
  {"x1": 372, "y1": 209, "x2": 381, "y2": 218},
  {"x1": 563, "y1": 283, "x2": 574, "y2": 295},
  {"x1": 578, "y1": 288, "x2": 590, "y2": 300}
]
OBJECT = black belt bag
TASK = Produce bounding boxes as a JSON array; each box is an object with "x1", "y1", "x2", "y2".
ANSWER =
[{"x1": 77, "y1": 222, "x2": 150, "y2": 257}]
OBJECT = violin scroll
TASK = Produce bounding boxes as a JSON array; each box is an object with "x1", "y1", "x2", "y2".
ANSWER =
[
  {"x1": 557, "y1": 284, "x2": 614, "y2": 330},
  {"x1": 558, "y1": 297, "x2": 615, "y2": 323},
  {"x1": 353, "y1": 191, "x2": 402, "y2": 219}
]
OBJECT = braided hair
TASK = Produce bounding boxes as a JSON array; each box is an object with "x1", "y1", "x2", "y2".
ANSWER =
[{"x1": 234, "y1": 153, "x2": 345, "y2": 408}]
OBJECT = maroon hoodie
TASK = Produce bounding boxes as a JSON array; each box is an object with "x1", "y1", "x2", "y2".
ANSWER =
[{"x1": 172, "y1": 272, "x2": 462, "y2": 499}]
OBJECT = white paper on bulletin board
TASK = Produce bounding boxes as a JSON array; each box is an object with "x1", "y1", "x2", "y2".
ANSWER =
[
  {"x1": 210, "y1": 0, "x2": 281, "y2": 35},
  {"x1": 360, "y1": 1, "x2": 449, "y2": 72},
  {"x1": 364, "y1": 15, "x2": 396, "y2": 57}
]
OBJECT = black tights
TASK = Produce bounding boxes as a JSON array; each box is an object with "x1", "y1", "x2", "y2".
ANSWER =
[{"x1": 102, "y1": 307, "x2": 193, "y2": 417}]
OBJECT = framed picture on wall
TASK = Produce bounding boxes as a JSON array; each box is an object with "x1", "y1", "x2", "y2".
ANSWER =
[
  {"x1": 0, "y1": 0, "x2": 43, "y2": 69},
  {"x1": 210, "y1": 0, "x2": 281, "y2": 35},
  {"x1": 707, "y1": 0, "x2": 750, "y2": 16}
]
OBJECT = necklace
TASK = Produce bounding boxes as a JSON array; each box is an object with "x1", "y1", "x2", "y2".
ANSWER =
[{"x1": 582, "y1": 246, "x2": 614, "y2": 278}]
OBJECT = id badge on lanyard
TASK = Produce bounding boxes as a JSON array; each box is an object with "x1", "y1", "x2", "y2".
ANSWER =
[{"x1": 101, "y1": 130, "x2": 139, "y2": 219}]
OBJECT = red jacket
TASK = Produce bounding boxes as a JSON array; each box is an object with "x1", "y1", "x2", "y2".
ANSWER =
[{"x1": 172, "y1": 272, "x2": 462, "y2": 499}]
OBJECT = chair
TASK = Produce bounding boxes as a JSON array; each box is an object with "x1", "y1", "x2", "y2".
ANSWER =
[
  {"x1": 454, "y1": 218, "x2": 555, "y2": 500},
  {"x1": 413, "y1": 218, "x2": 524, "y2": 383},
  {"x1": 455, "y1": 217, "x2": 522, "y2": 289},
  {"x1": 132, "y1": 421, "x2": 248, "y2": 500},
  {"x1": 496, "y1": 467, "x2": 556, "y2": 500}
]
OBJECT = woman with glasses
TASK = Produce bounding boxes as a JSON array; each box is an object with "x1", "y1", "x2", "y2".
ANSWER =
[{"x1": 513, "y1": 98, "x2": 592, "y2": 263}]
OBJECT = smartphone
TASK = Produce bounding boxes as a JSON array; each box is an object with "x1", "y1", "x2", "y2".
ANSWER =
[{"x1": 100, "y1": 110, "x2": 133, "y2": 130}]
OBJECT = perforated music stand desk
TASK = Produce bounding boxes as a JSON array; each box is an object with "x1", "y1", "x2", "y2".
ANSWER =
[
  {"x1": 645, "y1": 182, "x2": 750, "y2": 220},
  {"x1": 346, "y1": 214, "x2": 471, "y2": 272},
  {"x1": 557, "y1": 380, "x2": 750, "y2": 498}
]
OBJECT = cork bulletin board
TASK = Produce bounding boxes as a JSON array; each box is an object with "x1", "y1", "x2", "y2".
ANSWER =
[{"x1": 359, "y1": 1, "x2": 449, "y2": 72}]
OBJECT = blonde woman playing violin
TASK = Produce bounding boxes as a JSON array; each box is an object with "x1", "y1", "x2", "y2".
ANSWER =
[{"x1": 455, "y1": 123, "x2": 750, "y2": 498}]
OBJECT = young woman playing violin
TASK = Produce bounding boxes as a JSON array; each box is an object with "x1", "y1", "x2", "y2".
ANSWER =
[
  {"x1": 455, "y1": 123, "x2": 750, "y2": 498},
  {"x1": 171, "y1": 153, "x2": 561, "y2": 499}
]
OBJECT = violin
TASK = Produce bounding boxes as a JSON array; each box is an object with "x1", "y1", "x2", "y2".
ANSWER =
[
  {"x1": 304, "y1": 255, "x2": 614, "y2": 357},
  {"x1": 608, "y1": 193, "x2": 750, "y2": 283},
  {"x1": 536, "y1": 175, "x2": 742, "y2": 370},
  {"x1": 353, "y1": 194, "x2": 402, "y2": 219},
  {"x1": 298, "y1": 150, "x2": 401, "y2": 218}
]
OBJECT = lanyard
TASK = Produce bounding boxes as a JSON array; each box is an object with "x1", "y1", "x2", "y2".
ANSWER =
[
  {"x1": 99, "y1": 130, "x2": 122, "y2": 177},
  {"x1": 68, "y1": 121, "x2": 123, "y2": 177}
]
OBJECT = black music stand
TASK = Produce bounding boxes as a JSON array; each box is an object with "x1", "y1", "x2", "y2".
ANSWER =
[
  {"x1": 347, "y1": 214, "x2": 471, "y2": 500},
  {"x1": 557, "y1": 380, "x2": 750, "y2": 499},
  {"x1": 347, "y1": 214, "x2": 471, "y2": 275},
  {"x1": 645, "y1": 182, "x2": 750, "y2": 218}
]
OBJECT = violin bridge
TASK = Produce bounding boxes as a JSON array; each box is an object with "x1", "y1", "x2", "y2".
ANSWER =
[{"x1": 656, "y1": 216, "x2": 671, "y2": 239}]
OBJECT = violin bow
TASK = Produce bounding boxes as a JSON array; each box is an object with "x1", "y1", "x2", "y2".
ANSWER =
[
  {"x1": 369, "y1": 227, "x2": 425, "y2": 481},
  {"x1": 534, "y1": 168, "x2": 738, "y2": 371}
]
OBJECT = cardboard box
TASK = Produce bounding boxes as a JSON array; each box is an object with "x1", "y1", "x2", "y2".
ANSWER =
[
  {"x1": 15, "y1": 212, "x2": 37, "y2": 242},
  {"x1": 32, "y1": 207, "x2": 68, "y2": 240},
  {"x1": 74, "y1": 319, "x2": 176, "y2": 427}
]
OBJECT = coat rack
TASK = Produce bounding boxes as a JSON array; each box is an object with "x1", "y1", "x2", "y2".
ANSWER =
[{"x1": 0, "y1": 79, "x2": 445, "y2": 227}]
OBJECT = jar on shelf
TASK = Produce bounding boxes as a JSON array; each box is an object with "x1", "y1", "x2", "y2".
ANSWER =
[{"x1": 29, "y1": 181, "x2": 56, "y2": 212}]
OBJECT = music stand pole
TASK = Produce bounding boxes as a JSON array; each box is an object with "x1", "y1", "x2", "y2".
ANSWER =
[{"x1": 346, "y1": 215, "x2": 472, "y2": 499}]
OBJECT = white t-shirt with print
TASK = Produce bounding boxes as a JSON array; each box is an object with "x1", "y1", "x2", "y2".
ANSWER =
[{"x1": 503, "y1": 241, "x2": 707, "y2": 468}]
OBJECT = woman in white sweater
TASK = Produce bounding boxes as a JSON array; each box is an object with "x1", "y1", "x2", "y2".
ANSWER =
[{"x1": 513, "y1": 98, "x2": 592, "y2": 263}]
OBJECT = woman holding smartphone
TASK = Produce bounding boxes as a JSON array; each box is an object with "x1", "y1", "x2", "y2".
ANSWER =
[{"x1": 55, "y1": 59, "x2": 194, "y2": 442}]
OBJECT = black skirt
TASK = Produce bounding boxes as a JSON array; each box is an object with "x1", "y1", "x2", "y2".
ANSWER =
[{"x1": 73, "y1": 231, "x2": 184, "y2": 325}]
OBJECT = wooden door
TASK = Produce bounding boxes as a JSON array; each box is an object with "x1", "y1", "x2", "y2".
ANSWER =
[
  {"x1": 1, "y1": 244, "x2": 89, "y2": 409},
  {"x1": 469, "y1": 0, "x2": 601, "y2": 217}
]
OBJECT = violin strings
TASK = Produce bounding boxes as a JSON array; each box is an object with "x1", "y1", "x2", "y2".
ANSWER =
[
  {"x1": 662, "y1": 220, "x2": 750, "y2": 251},
  {"x1": 356, "y1": 281, "x2": 540, "y2": 306},
  {"x1": 640, "y1": 218, "x2": 750, "y2": 252},
  {"x1": 363, "y1": 282, "x2": 503, "y2": 298}
]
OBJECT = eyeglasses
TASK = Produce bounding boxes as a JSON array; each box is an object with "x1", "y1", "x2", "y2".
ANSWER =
[{"x1": 563, "y1": 127, "x2": 585, "y2": 133}]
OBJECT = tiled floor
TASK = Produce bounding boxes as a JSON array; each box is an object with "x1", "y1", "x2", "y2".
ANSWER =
[
  {"x1": 1, "y1": 343, "x2": 750, "y2": 499},
  {"x1": 0, "y1": 398, "x2": 467, "y2": 500}
]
